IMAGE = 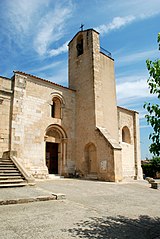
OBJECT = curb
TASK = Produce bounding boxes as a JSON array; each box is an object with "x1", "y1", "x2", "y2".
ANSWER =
[{"x1": 0, "y1": 193, "x2": 66, "y2": 206}]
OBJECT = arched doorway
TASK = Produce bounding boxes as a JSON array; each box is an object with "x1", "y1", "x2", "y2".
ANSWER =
[
  {"x1": 44, "y1": 125, "x2": 67, "y2": 175},
  {"x1": 84, "y1": 143, "x2": 97, "y2": 174},
  {"x1": 46, "y1": 142, "x2": 59, "y2": 174}
]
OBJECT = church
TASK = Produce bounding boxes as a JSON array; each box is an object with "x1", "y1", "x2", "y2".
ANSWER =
[{"x1": 0, "y1": 29, "x2": 142, "y2": 182}]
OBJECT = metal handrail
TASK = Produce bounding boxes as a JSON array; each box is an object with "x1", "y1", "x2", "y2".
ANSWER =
[{"x1": 100, "y1": 47, "x2": 112, "y2": 58}]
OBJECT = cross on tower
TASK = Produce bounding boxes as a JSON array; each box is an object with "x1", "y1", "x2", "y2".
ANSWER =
[{"x1": 80, "y1": 23, "x2": 84, "y2": 31}]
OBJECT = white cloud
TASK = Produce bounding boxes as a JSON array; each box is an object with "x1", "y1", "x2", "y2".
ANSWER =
[
  {"x1": 34, "y1": 4, "x2": 72, "y2": 56},
  {"x1": 43, "y1": 67, "x2": 68, "y2": 85},
  {"x1": 106, "y1": 0, "x2": 160, "y2": 21},
  {"x1": 116, "y1": 74, "x2": 146, "y2": 85},
  {"x1": 140, "y1": 124, "x2": 151, "y2": 129},
  {"x1": 96, "y1": 1, "x2": 160, "y2": 36},
  {"x1": 27, "y1": 61, "x2": 61, "y2": 73},
  {"x1": 116, "y1": 78, "x2": 153, "y2": 105},
  {"x1": 1, "y1": 0, "x2": 50, "y2": 50},
  {"x1": 115, "y1": 49, "x2": 158, "y2": 66},
  {"x1": 96, "y1": 16, "x2": 135, "y2": 35},
  {"x1": 139, "y1": 114, "x2": 147, "y2": 120},
  {"x1": 3, "y1": 0, "x2": 73, "y2": 57},
  {"x1": 6, "y1": 0, "x2": 48, "y2": 34},
  {"x1": 48, "y1": 41, "x2": 69, "y2": 57}
]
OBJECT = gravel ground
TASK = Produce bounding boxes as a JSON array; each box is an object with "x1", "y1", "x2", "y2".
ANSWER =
[{"x1": 0, "y1": 179, "x2": 160, "y2": 239}]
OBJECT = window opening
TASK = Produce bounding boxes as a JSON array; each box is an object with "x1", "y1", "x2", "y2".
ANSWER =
[
  {"x1": 77, "y1": 35, "x2": 83, "y2": 56},
  {"x1": 51, "y1": 101, "x2": 55, "y2": 118},
  {"x1": 51, "y1": 97, "x2": 61, "y2": 119},
  {"x1": 122, "y1": 126, "x2": 131, "y2": 144}
]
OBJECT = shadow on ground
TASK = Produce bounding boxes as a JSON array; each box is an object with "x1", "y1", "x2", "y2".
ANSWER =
[{"x1": 65, "y1": 215, "x2": 160, "y2": 239}]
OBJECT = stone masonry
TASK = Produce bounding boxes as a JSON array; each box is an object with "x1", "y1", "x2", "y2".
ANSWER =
[{"x1": 0, "y1": 29, "x2": 143, "y2": 181}]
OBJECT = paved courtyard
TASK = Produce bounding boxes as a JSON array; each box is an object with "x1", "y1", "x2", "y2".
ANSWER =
[{"x1": 0, "y1": 179, "x2": 160, "y2": 239}]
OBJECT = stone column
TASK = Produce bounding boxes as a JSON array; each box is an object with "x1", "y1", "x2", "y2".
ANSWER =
[{"x1": 62, "y1": 138, "x2": 67, "y2": 175}]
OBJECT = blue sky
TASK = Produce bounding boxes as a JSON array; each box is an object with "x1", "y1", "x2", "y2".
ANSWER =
[{"x1": 0, "y1": 0, "x2": 160, "y2": 159}]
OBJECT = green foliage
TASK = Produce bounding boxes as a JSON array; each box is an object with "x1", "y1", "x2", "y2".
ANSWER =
[
  {"x1": 142, "y1": 157, "x2": 160, "y2": 178},
  {"x1": 142, "y1": 163, "x2": 154, "y2": 177},
  {"x1": 144, "y1": 33, "x2": 160, "y2": 156},
  {"x1": 151, "y1": 156, "x2": 160, "y2": 171}
]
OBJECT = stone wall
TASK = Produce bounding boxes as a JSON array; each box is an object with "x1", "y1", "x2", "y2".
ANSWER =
[
  {"x1": 10, "y1": 73, "x2": 76, "y2": 177},
  {"x1": 98, "y1": 53, "x2": 119, "y2": 141},
  {"x1": 0, "y1": 29, "x2": 142, "y2": 181},
  {"x1": 117, "y1": 107, "x2": 142, "y2": 180},
  {"x1": 68, "y1": 29, "x2": 122, "y2": 181},
  {"x1": 0, "y1": 77, "x2": 12, "y2": 157}
]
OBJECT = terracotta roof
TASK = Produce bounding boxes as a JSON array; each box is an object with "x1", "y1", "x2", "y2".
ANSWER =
[
  {"x1": 13, "y1": 71, "x2": 76, "y2": 92},
  {"x1": 0, "y1": 75, "x2": 11, "y2": 80},
  {"x1": 117, "y1": 106, "x2": 138, "y2": 114}
]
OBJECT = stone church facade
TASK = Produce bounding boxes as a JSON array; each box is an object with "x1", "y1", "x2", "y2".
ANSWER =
[{"x1": 0, "y1": 29, "x2": 142, "y2": 182}]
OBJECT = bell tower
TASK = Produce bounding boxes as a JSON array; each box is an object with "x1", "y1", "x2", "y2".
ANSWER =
[
  {"x1": 68, "y1": 29, "x2": 99, "y2": 131},
  {"x1": 68, "y1": 29, "x2": 119, "y2": 141},
  {"x1": 68, "y1": 29, "x2": 122, "y2": 181}
]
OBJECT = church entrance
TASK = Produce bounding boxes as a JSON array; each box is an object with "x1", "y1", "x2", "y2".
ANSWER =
[
  {"x1": 46, "y1": 142, "x2": 59, "y2": 174},
  {"x1": 44, "y1": 125, "x2": 67, "y2": 176}
]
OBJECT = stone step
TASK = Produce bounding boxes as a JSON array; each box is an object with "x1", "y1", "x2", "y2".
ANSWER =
[
  {"x1": 0, "y1": 169, "x2": 19, "y2": 172},
  {"x1": 0, "y1": 172, "x2": 22, "y2": 176},
  {"x1": 0, "y1": 182, "x2": 27, "y2": 188},
  {"x1": 0, "y1": 165, "x2": 15, "y2": 168},
  {"x1": 0, "y1": 179, "x2": 25, "y2": 183},
  {"x1": 0, "y1": 159, "x2": 12, "y2": 162},
  {"x1": 0, "y1": 171, "x2": 17, "y2": 174},
  {"x1": 0, "y1": 162, "x2": 13, "y2": 165},
  {"x1": 0, "y1": 173, "x2": 22, "y2": 176},
  {"x1": 0, "y1": 176, "x2": 23, "y2": 180},
  {"x1": 0, "y1": 166, "x2": 17, "y2": 169},
  {"x1": 0, "y1": 157, "x2": 28, "y2": 187},
  {"x1": 0, "y1": 165, "x2": 16, "y2": 168},
  {"x1": 0, "y1": 161, "x2": 14, "y2": 165}
]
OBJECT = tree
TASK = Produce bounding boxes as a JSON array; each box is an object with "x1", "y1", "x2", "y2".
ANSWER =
[
  {"x1": 144, "y1": 33, "x2": 160, "y2": 156},
  {"x1": 151, "y1": 156, "x2": 160, "y2": 176},
  {"x1": 141, "y1": 157, "x2": 160, "y2": 178}
]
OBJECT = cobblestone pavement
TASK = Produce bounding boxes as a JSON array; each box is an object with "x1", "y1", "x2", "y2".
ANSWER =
[{"x1": 0, "y1": 179, "x2": 160, "y2": 239}]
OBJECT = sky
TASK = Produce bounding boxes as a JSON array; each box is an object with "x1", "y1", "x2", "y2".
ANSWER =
[{"x1": 0, "y1": 0, "x2": 160, "y2": 159}]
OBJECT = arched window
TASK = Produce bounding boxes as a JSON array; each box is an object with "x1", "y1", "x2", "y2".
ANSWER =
[
  {"x1": 51, "y1": 97, "x2": 61, "y2": 119},
  {"x1": 122, "y1": 126, "x2": 131, "y2": 144},
  {"x1": 76, "y1": 35, "x2": 83, "y2": 56}
]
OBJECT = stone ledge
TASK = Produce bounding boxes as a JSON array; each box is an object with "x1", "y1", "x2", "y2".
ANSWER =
[
  {"x1": 52, "y1": 193, "x2": 66, "y2": 200},
  {"x1": 96, "y1": 127, "x2": 121, "y2": 150},
  {"x1": 0, "y1": 195, "x2": 61, "y2": 206},
  {"x1": 151, "y1": 182, "x2": 160, "y2": 189}
]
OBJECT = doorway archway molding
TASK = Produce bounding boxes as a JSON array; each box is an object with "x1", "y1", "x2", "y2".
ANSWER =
[{"x1": 44, "y1": 124, "x2": 67, "y2": 175}]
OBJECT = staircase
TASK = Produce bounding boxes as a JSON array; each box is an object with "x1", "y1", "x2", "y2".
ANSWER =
[{"x1": 0, "y1": 157, "x2": 27, "y2": 187}]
